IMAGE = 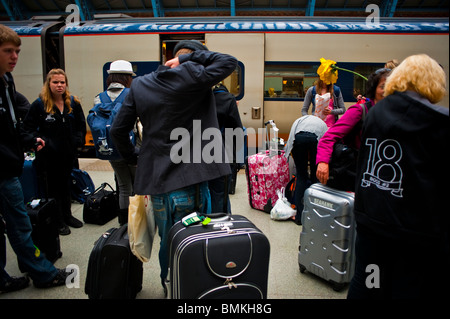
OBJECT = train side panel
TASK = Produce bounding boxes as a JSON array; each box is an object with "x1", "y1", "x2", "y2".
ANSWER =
[
  {"x1": 206, "y1": 33, "x2": 265, "y2": 133},
  {"x1": 13, "y1": 36, "x2": 43, "y2": 103},
  {"x1": 63, "y1": 33, "x2": 160, "y2": 113}
]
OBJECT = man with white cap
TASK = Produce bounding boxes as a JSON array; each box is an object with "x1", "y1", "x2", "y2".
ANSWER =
[{"x1": 92, "y1": 60, "x2": 138, "y2": 225}]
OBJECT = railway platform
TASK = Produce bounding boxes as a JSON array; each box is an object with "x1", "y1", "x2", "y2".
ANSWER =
[{"x1": 1, "y1": 158, "x2": 347, "y2": 300}]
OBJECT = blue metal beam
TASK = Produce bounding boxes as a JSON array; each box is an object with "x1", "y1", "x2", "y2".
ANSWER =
[
  {"x1": 382, "y1": 0, "x2": 398, "y2": 17},
  {"x1": 73, "y1": 0, "x2": 94, "y2": 21},
  {"x1": 231, "y1": 0, "x2": 236, "y2": 16},
  {"x1": 306, "y1": 0, "x2": 316, "y2": 16},
  {"x1": 0, "y1": 0, "x2": 25, "y2": 20},
  {"x1": 151, "y1": 0, "x2": 165, "y2": 17}
]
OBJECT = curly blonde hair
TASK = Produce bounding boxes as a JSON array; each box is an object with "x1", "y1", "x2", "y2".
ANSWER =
[
  {"x1": 384, "y1": 54, "x2": 446, "y2": 104},
  {"x1": 40, "y1": 69, "x2": 80, "y2": 114}
]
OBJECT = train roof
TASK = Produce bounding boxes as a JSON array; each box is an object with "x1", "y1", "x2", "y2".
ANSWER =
[{"x1": 5, "y1": 16, "x2": 449, "y2": 36}]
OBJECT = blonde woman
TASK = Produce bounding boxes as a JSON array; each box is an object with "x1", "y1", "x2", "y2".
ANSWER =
[
  {"x1": 22, "y1": 69, "x2": 86, "y2": 235},
  {"x1": 348, "y1": 54, "x2": 448, "y2": 299}
]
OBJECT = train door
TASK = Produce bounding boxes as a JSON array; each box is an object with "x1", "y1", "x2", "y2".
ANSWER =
[
  {"x1": 160, "y1": 34, "x2": 205, "y2": 64},
  {"x1": 40, "y1": 20, "x2": 66, "y2": 81},
  {"x1": 206, "y1": 33, "x2": 265, "y2": 150}
]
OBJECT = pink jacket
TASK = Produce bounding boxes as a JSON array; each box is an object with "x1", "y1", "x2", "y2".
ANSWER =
[{"x1": 316, "y1": 101, "x2": 373, "y2": 164}]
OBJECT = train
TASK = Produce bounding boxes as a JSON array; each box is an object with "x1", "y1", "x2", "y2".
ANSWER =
[{"x1": 3, "y1": 16, "x2": 449, "y2": 151}]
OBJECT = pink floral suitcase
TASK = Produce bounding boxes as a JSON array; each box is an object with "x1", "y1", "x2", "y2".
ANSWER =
[{"x1": 246, "y1": 150, "x2": 290, "y2": 212}]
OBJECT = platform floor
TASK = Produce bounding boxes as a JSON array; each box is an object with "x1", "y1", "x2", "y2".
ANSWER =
[{"x1": 1, "y1": 158, "x2": 348, "y2": 300}]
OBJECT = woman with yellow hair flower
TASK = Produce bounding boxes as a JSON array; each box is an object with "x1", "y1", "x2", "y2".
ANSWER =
[
  {"x1": 317, "y1": 58, "x2": 339, "y2": 85},
  {"x1": 301, "y1": 58, "x2": 346, "y2": 124}
]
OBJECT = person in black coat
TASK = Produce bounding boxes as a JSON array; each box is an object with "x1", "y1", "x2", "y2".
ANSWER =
[
  {"x1": 348, "y1": 54, "x2": 449, "y2": 299},
  {"x1": 111, "y1": 40, "x2": 237, "y2": 294},
  {"x1": 22, "y1": 69, "x2": 86, "y2": 235},
  {"x1": 208, "y1": 83, "x2": 243, "y2": 214}
]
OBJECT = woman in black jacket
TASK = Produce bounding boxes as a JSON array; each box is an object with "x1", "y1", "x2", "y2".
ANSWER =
[{"x1": 22, "y1": 69, "x2": 86, "y2": 235}]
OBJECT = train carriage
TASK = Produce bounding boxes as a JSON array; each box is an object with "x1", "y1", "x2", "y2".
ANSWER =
[{"x1": 4, "y1": 17, "x2": 449, "y2": 150}]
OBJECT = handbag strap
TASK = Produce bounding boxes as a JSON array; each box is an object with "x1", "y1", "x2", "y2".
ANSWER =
[
  {"x1": 94, "y1": 182, "x2": 115, "y2": 194},
  {"x1": 361, "y1": 101, "x2": 368, "y2": 121}
]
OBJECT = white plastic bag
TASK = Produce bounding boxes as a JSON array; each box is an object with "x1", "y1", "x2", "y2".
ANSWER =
[
  {"x1": 270, "y1": 187, "x2": 296, "y2": 220},
  {"x1": 314, "y1": 93, "x2": 331, "y2": 121},
  {"x1": 128, "y1": 195, "x2": 156, "y2": 262}
]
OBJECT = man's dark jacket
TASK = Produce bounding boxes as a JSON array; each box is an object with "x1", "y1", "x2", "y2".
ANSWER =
[
  {"x1": 0, "y1": 73, "x2": 24, "y2": 179},
  {"x1": 111, "y1": 50, "x2": 237, "y2": 195}
]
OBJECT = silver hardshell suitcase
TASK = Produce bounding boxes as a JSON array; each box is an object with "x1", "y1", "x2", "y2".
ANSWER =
[{"x1": 298, "y1": 183, "x2": 356, "y2": 291}]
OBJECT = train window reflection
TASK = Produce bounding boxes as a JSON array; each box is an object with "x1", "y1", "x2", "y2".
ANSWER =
[
  {"x1": 352, "y1": 65, "x2": 382, "y2": 99},
  {"x1": 222, "y1": 62, "x2": 244, "y2": 100},
  {"x1": 264, "y1": 63, "x2": 319, "y2": 99},
  {"x1": 265, "y1": 62, "x2": 384, "y2": 102}
]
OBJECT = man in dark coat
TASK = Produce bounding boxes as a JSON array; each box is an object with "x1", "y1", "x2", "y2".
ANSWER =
[{"x1": 111, "y1": 40, "x2": 237, "y2": 295}]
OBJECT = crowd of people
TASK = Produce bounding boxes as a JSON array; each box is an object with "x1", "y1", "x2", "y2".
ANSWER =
[
  {"x1": 1, "y1": 22, "x2": 448, "y2": 299},
  {"x1": 0, "y1": 25, "x2": 241, "y2": 296},
  {"x1": 286, "y1": 55, "x2": 448, "y2": 298}
]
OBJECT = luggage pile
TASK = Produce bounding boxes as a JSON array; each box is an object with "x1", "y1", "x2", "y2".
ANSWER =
[{"x1": 245, "y1": 120, "x2": 290, "y2": 213}]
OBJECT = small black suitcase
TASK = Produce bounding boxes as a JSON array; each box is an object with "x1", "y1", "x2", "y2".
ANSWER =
[
  {"x1": 83, "y1": 182, "x2": 119, "y2": 225},
  {"x1": 85, "y1": 225, "x2": 143, "y2": 299},
  {"x1": 26, "y1": 198, "x2": 62, "y2": 263},
  {"x1": 168, "y1": 213, "x2": 270, "y2": 299}
]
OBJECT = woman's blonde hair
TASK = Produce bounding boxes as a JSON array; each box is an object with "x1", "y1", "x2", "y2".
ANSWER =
[
  {"x1": 384, "y1": 54, "x2": 446, "y2": 104},
  {"x1": 40, "y1": 68, "x2": 80, "y2": 114}
]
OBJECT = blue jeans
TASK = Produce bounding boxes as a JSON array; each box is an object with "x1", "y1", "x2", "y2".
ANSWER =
[
  {"x1": 0, "y1": 177, "x2": 58, "y2": 286},
  {"x1": 151, "y1": 182, "x2": 211, "y2": 281},
  {"x1": 208, "y1": 174, "x2": 231, "y2": 214}
]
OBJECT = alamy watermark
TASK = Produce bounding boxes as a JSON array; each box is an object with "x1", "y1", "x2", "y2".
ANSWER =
[
  {"x1": 365, "y1": 264, "x2": 380, "y2": 289},
  {"x1": 366, "y1": 4, "x2": 380, "y2": 26},
  {"x1": 65, "y1": 264, "x2": 80, "y2": 288},
  {"x1": 65, "y1": 4, "x2": 81, "y2": 26},
  {"x1": 169, "y1": 120, "x2": 281, "y2": 169}
]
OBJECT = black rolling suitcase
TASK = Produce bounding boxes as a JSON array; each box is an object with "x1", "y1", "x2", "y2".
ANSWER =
[
  {"x1": 23, "y1": 198, "x2": 62, "y2": 264},
  {"x1": 168, "y1": 213, "x2": 270, "y2": 299},
  {"x1": 85, "y1": 225, "x2": 143, "y2": 299},
  {"x1": 19, "y1": 162, "x2": 62, "y2": 266}
]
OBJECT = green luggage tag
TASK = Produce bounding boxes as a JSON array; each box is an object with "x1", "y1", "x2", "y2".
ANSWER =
[
  {"x1": 201, "y1": 217, "x2": 211, "y2": 226},
  {"x1": 182, "y1": 212, "x2": 203, "y2": 227}
]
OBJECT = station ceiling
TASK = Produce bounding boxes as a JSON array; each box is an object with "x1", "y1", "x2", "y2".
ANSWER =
[{"x1": 1, "y1": 0, "x2": 448, "y2": 21}]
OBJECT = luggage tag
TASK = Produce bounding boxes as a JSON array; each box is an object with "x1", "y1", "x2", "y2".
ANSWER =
[
  {"x1": 29, "y1": 199, "x2": 41, "y2": 209},
  {"x1": 182, "y1": 212, "x2": 212, "y2": 227}
]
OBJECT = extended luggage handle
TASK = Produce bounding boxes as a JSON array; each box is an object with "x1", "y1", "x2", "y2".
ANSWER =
[{"x1": 264, "y1": 120, "x2": 284, "y2": 158}]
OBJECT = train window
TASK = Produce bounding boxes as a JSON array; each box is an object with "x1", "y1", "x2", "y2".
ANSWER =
[
  {"x1": 161, "y1": 38, "x2": 244, "y2": 100},
  {"x1": 221, "y1": 62, "x2": 244, "y2": 100},
  {"x1": 264, "y1": 63, "x2": 319, "y2": 100},
  {"x1": 102, "y1": 60, "x2": 244, "y2": 100},
  {"x1": 264, "y1": 62, "x2": 384, "y2": 102},
  {"x1": 352, "y1": 65, "x2": 384, "y2": 99},
  {"x1": 102, "y1": 61, "x2": 160, "y2": 91}
]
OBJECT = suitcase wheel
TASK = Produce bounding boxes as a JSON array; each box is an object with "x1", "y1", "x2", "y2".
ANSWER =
[
  {"x1": 299, "y1": 264, "x2": 306, "y2": 273},
  {"x1": 330, "y1": 281, "x2": 346, "y2": 292}
]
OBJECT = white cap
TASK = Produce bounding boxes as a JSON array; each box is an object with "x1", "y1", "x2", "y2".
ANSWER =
[{"x1": 107, "y1": 60, "x2": 136, "y2": 76}]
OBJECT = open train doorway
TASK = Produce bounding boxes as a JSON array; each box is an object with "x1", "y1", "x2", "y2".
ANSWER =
[
  {"x1": 40, "y1": 19, "x2": 66, "y2": 82},
  {"x1": 160, "y1": 34, "x2": 205, "y2": 64}
]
